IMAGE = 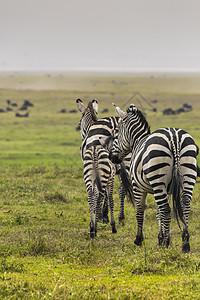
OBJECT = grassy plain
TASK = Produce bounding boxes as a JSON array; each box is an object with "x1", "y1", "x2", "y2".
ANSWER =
[{"x1": 0, "y1": 72, "x2": 200, "y2": 299}]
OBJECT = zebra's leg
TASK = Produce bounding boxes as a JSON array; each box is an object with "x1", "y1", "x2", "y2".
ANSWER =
[
  {"x1": 157, "y1": 202, "x2": 171, "y2": 247},
  {"x1": 156, "y1": 208, "x2": 164, "y2": 246},
  {"x1": 96, "y1": 194, "x2": 103, "y2": 221},
  {"x1": 90, "y1": 218, "x2": 95, "y2": 238},
  {"x1": 134, "y1": 191, "x2": 147, "y2": 246},
  {"x1": 107, "y1": 180, "x2": 117, "y2": 234},
  {"x1": 118, "y1": 182, "x2": 126, "y2": 224},
  {"x1": 93, "y1": 191, "x2": 103, "y2": 237},
  {"x1": 181, "y1": 192, "x2": 191, "y2": 253},
  {"x1": 88, "y1": 189, "x2": 96, "y2": 238},
  {"x1": 182, "y1": 227, "x2": 190, "y2": 253},
  {"x1": 102, "y1": 192, "x2": 109, "y2": 224}
]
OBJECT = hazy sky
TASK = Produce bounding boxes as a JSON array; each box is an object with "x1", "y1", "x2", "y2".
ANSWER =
[{"x1": 1, "y1": 0, "x2": 200, "y2": 72}]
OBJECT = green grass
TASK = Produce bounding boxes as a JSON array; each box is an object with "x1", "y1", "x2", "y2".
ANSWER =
[{"x1": 0, "y1": 72, "x2": 199, "y2": 299}]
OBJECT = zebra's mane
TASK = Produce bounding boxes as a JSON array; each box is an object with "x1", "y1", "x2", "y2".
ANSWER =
[{"x1": 126, "y1": 106, "x2": 151, "y2": 134}]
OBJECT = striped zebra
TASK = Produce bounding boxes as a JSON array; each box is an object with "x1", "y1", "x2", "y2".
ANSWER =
[
  {"x1": 100, "y1": 132, "x2": 133, "y2": 222},
  {"x1": 76, "y1": 99, "x2": 133, "y2": 237},
  {"x1": 109, "y1": 103, "x2": 198, "y2": 253}
]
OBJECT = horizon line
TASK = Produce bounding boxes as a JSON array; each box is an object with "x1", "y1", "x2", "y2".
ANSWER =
[{"x1": 1, "y1": 67, "x2": 200, "y2": 74}]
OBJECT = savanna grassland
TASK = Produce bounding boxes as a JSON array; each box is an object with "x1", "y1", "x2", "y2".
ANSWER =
[{"x1": 0, "y1": 72, "x2": 199, "y2": 299}]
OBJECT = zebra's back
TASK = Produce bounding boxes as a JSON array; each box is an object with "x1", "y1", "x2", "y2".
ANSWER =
[
  {"x1": 81, "y1": 116, "x2": 119, "y2": 161},
  {"x1": 132, "y1": 127, "x2": 197, "y2": 195},
  {"x1": 83, "y1": 144, "x2": 115, "y2": 192}
]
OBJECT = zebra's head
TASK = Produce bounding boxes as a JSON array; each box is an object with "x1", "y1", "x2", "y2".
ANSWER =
[
  {"x1": 76, "y1": 99, "x2": 98, "y2": 140},
  {"x1": 109, "y1": 103, "x2": 150, "y2": 164},
  {"x1": 109, "y1": 104, "x2": 133, "y2": 163}
]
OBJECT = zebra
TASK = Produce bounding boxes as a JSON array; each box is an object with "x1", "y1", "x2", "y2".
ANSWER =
[
  {"x1": 76, "y1": 99, "x2": 133, "y2": 237},
  {"x1": 76, "y1": 98, "x2": 133, "y2": 224},
  {"x1": 99, "y1": 131, "x2": 133, "y2": 222},
  {"x1": 109, "y1": 103, "x2": 198, "y2": 253},
  {"x1": 83, "y1": 143, "x2": 116, "y2": 237}
]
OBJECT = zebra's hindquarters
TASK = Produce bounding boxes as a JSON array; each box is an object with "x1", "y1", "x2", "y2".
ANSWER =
[
  {"x1": 83, "y1": 145, "x2": 116, "y2": 237},
  {"x1": 143, "y1": 128, "x2": 197, "y2": 252}
]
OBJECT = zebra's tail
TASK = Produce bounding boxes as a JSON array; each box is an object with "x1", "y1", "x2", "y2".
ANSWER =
[
  {"x1": 119, "y1": 162, "x2": 135, "y2": 206},
  {"x1": 170, "y1": 163, "x2": 185, "y2": 229},
  {"x1": 169, "y1": 133, "x2": 186, "y2": 229},
  {"x1": 94, "y1": 170, "x2": 103, "y2": 196},
  {"x1": 92, "y1": 146, "x2": 104, "y2": 209}
]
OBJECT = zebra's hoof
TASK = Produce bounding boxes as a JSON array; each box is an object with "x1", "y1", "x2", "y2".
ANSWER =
[
  {"x1": 158, "y1": 232, "x2": 164, "y2": 246},
  {"x1": 182, "y1": 243, "x2": 190, "y2": 253},
  {"x1": 165, "y1": 237, "x2": 170, "y2": 248},
  {"x1": 103, "y1": 216, "x2": 109, "y2": 224},
  {"x1": 158, "y1": 239, "x2": 164, "y2": 247},
  {"x1": 134, "y1": 235, "x2": 143, "y2": 246},
  {"x1": 182, "y1": 230, "x2": 190, "y2": 253},
  {"x1": 90, "y1": 232, "x2": 95, "y2": 238},
  {"x1": 90, "y1": 228, "x2": 97, "y2": 238},
  {"x1": 112, "y1": 227, "x2": 117, "y2": 234},
  {"x1": 118, "y1": 216, "x2": 125, "y2": 225},
  {"x1": 119, "y1": 220, "x2": 125, "y2": 226}
]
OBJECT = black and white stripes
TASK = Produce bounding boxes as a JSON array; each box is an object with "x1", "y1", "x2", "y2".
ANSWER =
[
  {"x1": 77, "y1": 99, "x2": 119, "y2": 237},
  {"x1": 109, "y1": 103, "x2": 198, "y2": 252}
]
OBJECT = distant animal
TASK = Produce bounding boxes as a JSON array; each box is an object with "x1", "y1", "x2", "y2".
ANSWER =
[
  {"x1": 100, "y1": 108, "x2": 109, "y2": 113},
  {"x1": 15, "y1": 112, "x2": 29, "y2": 118},
  {"x1": 163, "y1": 103, "x2": 192, "y2": 115},
  {"x1": 109, "y1": 103, "x2": 198, "y2": 253},
  {"x1": 6, "y1": 107, "x2": 13, "y2": 112},
  {"x1": 18, "y1": 105, "x2": 27, "y2": 111},
  {"x1": 163, "y1": 108, "x2": 175, "y2": 115},
  {"x1": 59, "y1": 109, "x2": 67, "y2": 113},
  {"x1": 24, "y1": 99, "x2": 34, "y2": 107},
  {"x1": 18, "y1": 99, "x2": 34, "y2": 111},
  {"x1": 68, "y1": 109, "x2": 77, "y2": 113},
  {"x1": 183, "y1": 103, "x2": 192, "y2": 111}
]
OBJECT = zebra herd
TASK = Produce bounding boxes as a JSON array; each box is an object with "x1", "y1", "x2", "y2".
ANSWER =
[{"x1": 76, "y1": 99, "x2": 199, "y2": 253}]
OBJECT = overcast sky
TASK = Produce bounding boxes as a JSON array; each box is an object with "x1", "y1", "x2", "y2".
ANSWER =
[{"x1": 1, "y1": 0, "x2": 200, "y2": 72}]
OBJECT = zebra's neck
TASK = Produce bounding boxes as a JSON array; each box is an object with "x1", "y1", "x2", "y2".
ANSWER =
[
  {"x1": 130, "y1": 132, "x2": 150, "y2": 151},
  {"x1": 127, "y1": 111, "x2": 151, "y2": 152},
  {"x1": 81, "y1": 121, "x2": 94, "y2": 140},
  {"x1": 131, "y1": 134, "x2": 149, "y2": 156},
  {"x1": 80, "y1": 114, "x2": 96, "y2": 140}
]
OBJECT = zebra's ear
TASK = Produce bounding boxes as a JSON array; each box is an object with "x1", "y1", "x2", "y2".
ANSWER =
[
  {"x1": 112, "y1": 103, "x2": 126, "y2": 119},
  {"x1": 76, "y1": 99, "x2": 85, "y2": 113},
  {"x1": 92, "y1": 99, "x2": 98, "y2": 114},
  {"x1": 127, "y1": 104, "x2": 137, "y2": 113}
]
